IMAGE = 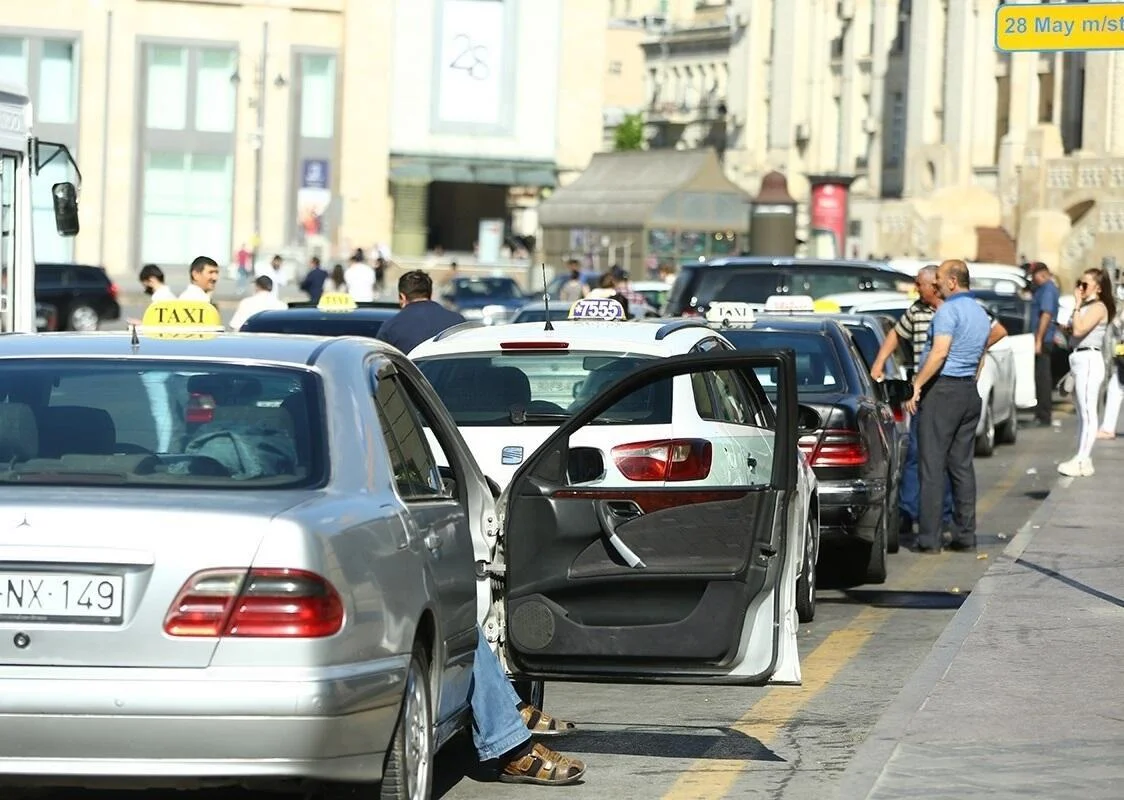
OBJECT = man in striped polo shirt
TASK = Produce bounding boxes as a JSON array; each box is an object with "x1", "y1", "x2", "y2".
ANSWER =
[{"x1": 870, "y1": 265, "x2": 955, "y2": 533}]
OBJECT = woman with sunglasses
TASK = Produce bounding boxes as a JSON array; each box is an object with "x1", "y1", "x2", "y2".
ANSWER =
[{"x1": 1058, "y1": 268, "x2": 1115, "y2": 476}]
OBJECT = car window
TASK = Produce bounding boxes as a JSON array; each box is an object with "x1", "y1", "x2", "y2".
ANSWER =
[
  {"x1": 512, "y1": 307, "x2": 570, "y2": 324},
  {"x1": 374, "y1": 372, "x2": 445, "y2": 500},
  {"x1": 416, "y1": 351, "x2": 671, "y2": 426},
  {"x1": 693, "y1": 269, "x2": 781, "y2": 307},
  {"x1": 789, "y1": 269, "x2": 863, "y2": 297},
  {"x1": 722, "y1": 330, "x2": 847, "y2": 395},
  {"x1": 709, "y1": 369, "x2": 757, "y2": 425},
  {"x1": 450, "y1": 278, "x2": 521, "y2": 299},
  {"x1": 845, "y1": 336, "x2": 877, "y2": 396},
  {"x1": 242, "y1": 314, "x2": 389, "y2": 337},
  {"x1": 0, "y1": 359, "x2": 323, "y2": 488}
]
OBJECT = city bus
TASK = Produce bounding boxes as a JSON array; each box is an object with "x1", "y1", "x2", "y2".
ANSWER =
[{"x1": 0, "y1": 82, "x2": 81, "y2": 333}]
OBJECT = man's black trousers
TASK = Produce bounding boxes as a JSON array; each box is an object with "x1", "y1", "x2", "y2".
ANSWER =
[{"x1": 917, "y1": 376, "x2": 981, "y2": 550}]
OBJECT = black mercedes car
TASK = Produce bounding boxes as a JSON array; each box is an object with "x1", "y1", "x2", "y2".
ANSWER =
[{"x1": 714, "y1": 315, "x2": 911, "y2": 584}]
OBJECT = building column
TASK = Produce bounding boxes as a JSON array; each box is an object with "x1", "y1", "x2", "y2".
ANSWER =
[
  {"x1": 1082, "y1": 51, "x2": 1124, "y2": 156},
  {"x1": 902, "y1": 0, "x2": 946, "y2": 196},
  {"x1": 970, "y1": 0, "x2": 1000, "y2": 171},
  {"x1": 390, "y1": 181, "x2": 429, "y2": 257},
  {"x1": 337, "y1": 0, "x2": 394, "y2": 253},
  {"x1": 941, "y1": 0, "x2": 974, "y2": 185},
  {"x1": 865, "y1": 0, "x2": 894, "y2": 197}
]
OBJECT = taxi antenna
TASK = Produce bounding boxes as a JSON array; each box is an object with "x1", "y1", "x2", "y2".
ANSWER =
[
  {"x1": 541, "y1": 263, "x2": 554, "y2": 331},
  {"x1": 129, "y1": 323, "x2": 140, "y2": 349}
]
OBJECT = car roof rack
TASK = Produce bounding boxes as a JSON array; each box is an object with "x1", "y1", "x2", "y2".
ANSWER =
[
  {"x1": 654, "y1": 318, "x2": 712, "y2": 341},
  {"x1": 432, "y1": 320, "x2": 487, "y2": 342}
]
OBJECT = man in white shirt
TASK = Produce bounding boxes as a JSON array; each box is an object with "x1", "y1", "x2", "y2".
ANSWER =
[
  {"x1": 230, "y1": 275, "x2": 287, "y2": 330},
  {"x1": 180, "y1": 256, "x2": 220, "y2": 301},
  {"x1": 344, "y1": 250, "x2": 376, "y2": 302}
]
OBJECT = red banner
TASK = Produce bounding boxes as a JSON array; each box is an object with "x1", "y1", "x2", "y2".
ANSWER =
[{"x1": 810, "y1": 182, "x2": 849, "y2": 259}]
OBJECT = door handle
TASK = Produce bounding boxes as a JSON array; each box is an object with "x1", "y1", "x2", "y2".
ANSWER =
[
  {"x1": 424, "y1": 533, "x2": 442, "y2": 552},
  {"x1": 594, "y1": 500, "x2": 647, "y2": 568}
]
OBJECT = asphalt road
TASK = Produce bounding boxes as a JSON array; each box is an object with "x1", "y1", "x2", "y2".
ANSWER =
[{"x1": 7, "y1": 403, "x2": 1076, "y2": 800}]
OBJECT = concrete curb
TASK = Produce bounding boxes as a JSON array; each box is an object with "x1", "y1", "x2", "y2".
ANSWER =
[{"x1": 831, "y1": 477, "x2": 1067, "y2": 800}]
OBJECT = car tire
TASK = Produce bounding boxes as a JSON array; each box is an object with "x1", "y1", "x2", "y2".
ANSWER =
[
  {"x1": 863, "y1": 499, "x2": 889, "y2": 585},
  {"x1": 68, "y1": 304, "x2": 100, "y2": 332},
  {"x1": 996, "y1": 407, "x2": 1018, "y2": 445},
  {"x1": 514, "y1": 679, "x2": 545, "y2": 711},
  {"x1": 796, "y1": 514, "x2": 817, "y2": 623},
  {"x1": 380, "y1": 644, "x2": 434, "y2": 800},
  {"x1": 974, "y1": 398, "x2": 995, "y2": 457}
]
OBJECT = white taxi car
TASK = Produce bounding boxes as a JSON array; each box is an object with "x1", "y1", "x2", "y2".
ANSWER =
[{"x1": 411, "y1": 298, "x2": 823, "y2": 623}]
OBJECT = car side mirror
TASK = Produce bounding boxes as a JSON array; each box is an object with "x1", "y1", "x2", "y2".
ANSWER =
[
  {"x1": 567, "y1": 446, "x2": 604, "y2": 484},
  {"x1": 51, "y1": 182, "x2": 79, "y2": 237},
  {"x1": 796, "y1": 404, "x2": 823, "y2": 434},
  {"x1": 882, "y1": 378, "x2": 913, "y2": 405}
]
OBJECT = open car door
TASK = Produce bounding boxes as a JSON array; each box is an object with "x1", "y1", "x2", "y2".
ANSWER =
[{"x1": 499, "y1": 350, "x2": 802, "y2": 686}]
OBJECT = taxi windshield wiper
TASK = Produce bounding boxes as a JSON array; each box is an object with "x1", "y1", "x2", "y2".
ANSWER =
[{"x1": 508, "y1": 409, "x2": 569, "y2": 425}]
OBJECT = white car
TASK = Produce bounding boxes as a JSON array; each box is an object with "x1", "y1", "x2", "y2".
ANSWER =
[
  {"x1": 411, "y1": 299, "x2": 823, "y2": 622},
  {"x1": 851, "y1": 295, "x2": 1020, "y2": 455}
]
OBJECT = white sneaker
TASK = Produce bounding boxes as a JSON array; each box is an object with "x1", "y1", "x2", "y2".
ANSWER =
[
  {"x1": 1080, "y1": 459, "x2": 1095, "y2": 477},
  {"x1": 1057, "y1": 458, "x2": 1083, "y2": 476}
]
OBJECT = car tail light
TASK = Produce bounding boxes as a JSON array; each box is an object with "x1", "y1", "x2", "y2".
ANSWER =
[
  {"x1": 611, "y1": 438, "x2": 713, "y2": 482},
  {"x1": 107, "y1": 282, "x2": 119, "y2": 299},
  {"x1": 800, "y1": 429, "x2": 868, "y2": 467},
  {"x1": 892, "y1": 404, "x2": 906, "y2": 424},
  {"x1": 500, "y1": 341, "x2": 569, "y2": 350},
  {"x1": 185, "y1": 392, "x2": 215, "y2": 424},
  {"x1": 164, "y1": 568, "x2": 344, "y2": 638}
]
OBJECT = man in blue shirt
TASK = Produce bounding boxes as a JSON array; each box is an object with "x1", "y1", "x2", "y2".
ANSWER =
[
  {"x1": 1029, "y1": 262, "x2": 1060, "y2": 425},
  {"x1": 375, "y1": 269, "x2": 466, "y2": 355},
  {"x1": 905, "y1": 260, "x2": 992, "y2": 553}
]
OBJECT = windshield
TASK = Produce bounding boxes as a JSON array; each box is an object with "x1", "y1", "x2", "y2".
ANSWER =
[
  {"x1": 722, "y1": 330, "x2": 848, "y2": 395},
  {"x1": 0, "y1": 359, "x2": 325, "y2": 488},
  {"x1": 449, "y1": 278, "x2": 522, "y2": 300},
  {"x1": 416, "y1": 351, "x2": 671, "y2": 426}
]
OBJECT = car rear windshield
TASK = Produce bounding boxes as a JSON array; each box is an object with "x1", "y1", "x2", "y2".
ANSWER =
[
  {"x1": 449, "y1": 278, "x2": 522, "y2": 299},
  {"x1": 512, "y1": 307, "x2": 571, "y2": 324},
  {"x1": 241, "y1": 314, "x2": 389, "y2": 337},
  {"x1": 668, "y1": 268, "x2": 778, "y2": 312},
  {"x1": 722, "y1": 330, "x2": 848, "y2": 395},
  {"x1": 0, "y1": 359, "x2": 325, "y2": 489},
  {"x1": 416, "y1": 351, "x2": 671, "y2": 426}
]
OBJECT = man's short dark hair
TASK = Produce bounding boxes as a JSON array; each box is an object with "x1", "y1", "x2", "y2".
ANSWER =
[
  {"x1": 1030, "y1": 261, "x2": 1050, "y2": 276},
  {"x1": 398, "y1": 270, "x2": 433, "y2": 300},
  {"x1": 139, "y1": 263, "x2": 164, "y2": 282},
  {"x1": 310, "y1": 256, "x2": 321, "y2": 267},
  {"x1": 189, "y1": 256, "x2": 218, "y2": 275},
  {"x1": 255, "y1": 275, "x2": 274, "y2": 292},
  {"x1": 272, "y1": 254, "x2": 282, "y2": 264}
]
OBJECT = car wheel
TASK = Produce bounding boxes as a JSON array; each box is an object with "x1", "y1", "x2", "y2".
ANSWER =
[
  {"x1": 974, "y1": 398, "x2": 995, "y2": 457},
  {"x1": 68, "y1": 304, "x2": 100, "y2": 332},
  {"x1": 514, "y1": 679, "x2": 545, "y2": 711},
  {"x1": 863, "y1": 498, "x2": 889, "y2": 585},
  {"x1": 380, "y1": 644, "x2": 434, "y2": 800},
  {"x1": 996, "y1": 406, "x2": 1018, "y2": 445},
  {"x1": 796, "y1": 514, "x2": 817, "y2": 623}
]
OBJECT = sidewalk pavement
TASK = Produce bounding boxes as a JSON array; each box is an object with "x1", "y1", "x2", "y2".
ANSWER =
[{"x1": 836, "y1": 439, "x2": 1124, "y2": 799}]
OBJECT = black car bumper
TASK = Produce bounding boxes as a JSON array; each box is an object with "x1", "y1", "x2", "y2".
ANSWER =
[{"x1": 816, "y1": 477, "x2": 888, "y2": 543}]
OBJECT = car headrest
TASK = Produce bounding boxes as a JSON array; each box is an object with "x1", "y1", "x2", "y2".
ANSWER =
[
  {"x1": 0, "y1": 403, "x2": 39, "y2": 461},
  {"x1": 39, "y1": 406, "x2": 117, "y2": 456}
]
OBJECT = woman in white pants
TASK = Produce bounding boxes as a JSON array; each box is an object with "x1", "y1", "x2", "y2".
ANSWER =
[{"x1": 1058, "y1": 268, "x2": 1113, "y2": 477}]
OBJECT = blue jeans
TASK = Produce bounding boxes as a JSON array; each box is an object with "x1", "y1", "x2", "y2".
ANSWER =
[
  {"x1": 470, "y1": 627, "x2": 532, "y2": 762},
  {"x1": 900, "y1": 413, "x2": 955, "y2": 526}
]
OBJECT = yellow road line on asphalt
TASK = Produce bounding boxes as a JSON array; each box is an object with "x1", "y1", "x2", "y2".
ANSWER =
[
  {"x1": 660, "y1": 454, "x2": 1022, "y2": 799},
  {"x1": 660, "y1": 552, "x2": 949, "y2": 800}
]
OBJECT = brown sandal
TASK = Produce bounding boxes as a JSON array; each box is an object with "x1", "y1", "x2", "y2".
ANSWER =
[
  {"x1": 520, "y1": 704, "x2": 577, "y2": 736},
  {"x1": 499, "y1": 742, "x2": 586, "y2": 785}
]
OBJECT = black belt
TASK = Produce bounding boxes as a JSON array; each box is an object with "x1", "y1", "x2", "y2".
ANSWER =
[
  {"x1": 1074, "y1": 346, "x2": 1101, "y2": 352},
  {"x1": 938, "y1": 375, "x2": 975, "y2": 382}
]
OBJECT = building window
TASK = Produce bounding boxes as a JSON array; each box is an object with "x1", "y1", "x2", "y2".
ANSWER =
[
  {"x1": 0, "y1": 37, "x2": 28, "y2": 87},
  {"x1": 141, "y1": 152, "x2": 233, "y2": 263},
  {"x1": 195, "y1": 49, "x2": 237, "y2": 133},
  {"x1": 886, "y1": 92, "x2": 905, "y2": 168},
  {"x1": 38, "y1": 40, "x2": 77, "y2": 124},
  {"x1": 299, "y1": 53, "x2": 335, "y2": 139},
  {"x1": 1038, "y1": 68, "x2": 1055, "y2": 123},
  {"x1": 146, "y1": 45, "x2": 189, "y2": 131},
  {"x1": 138, "y1": 42, "x2": 237, "y2": 265}
]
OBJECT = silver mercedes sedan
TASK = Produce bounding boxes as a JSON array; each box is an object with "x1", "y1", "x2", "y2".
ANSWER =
[{"x1": 0, "y1": 330, "x2": 497, "y2": 797}]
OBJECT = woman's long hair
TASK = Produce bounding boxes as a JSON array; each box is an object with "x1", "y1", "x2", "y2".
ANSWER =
[{"x1": 1083, "y1": 268, "x2": 1116, "y2": 321}]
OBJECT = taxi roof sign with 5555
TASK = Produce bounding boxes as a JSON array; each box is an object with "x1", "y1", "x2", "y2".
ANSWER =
[
  {"x1": 995, "y1": 2, "x2": 1124, "y2": 53},
  {"x1": 569, "y1": 298, "x2": 626, "y2": 321},
  {"x1": 140, "y1": 301, "x2": 225, "y2": 339}
]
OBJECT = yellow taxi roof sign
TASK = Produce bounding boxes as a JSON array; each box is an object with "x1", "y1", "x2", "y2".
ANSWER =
[
  {"x1": 317, "y1": 292, "x2": 358, "y2": 312},
  {"x1": 139, "y1": 300, "x2": 224, "y2": 339},
  {"x1": 813, "y1": 299, "x2": 842, "y2": 313}
]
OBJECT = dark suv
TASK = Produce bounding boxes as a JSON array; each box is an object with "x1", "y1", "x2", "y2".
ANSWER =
[
  {"x1": 35, "y1": 263, "x2": 121, "y2": 331},
  {"x1": 665, "y1": 257, "x2": 913, "y2": 316}
]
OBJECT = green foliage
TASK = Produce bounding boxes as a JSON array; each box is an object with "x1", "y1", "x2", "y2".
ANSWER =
[{"x1": 613, "y1": 113, "x2": 646, "y2": 151}]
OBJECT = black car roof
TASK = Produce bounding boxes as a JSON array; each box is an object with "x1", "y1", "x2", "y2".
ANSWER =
[
  {"x1": 243, "y1": 307, "x2": 398, "y2": 325},
  {"x1": 689, "y1": 257, "x2": 900, "y2": 273}
]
